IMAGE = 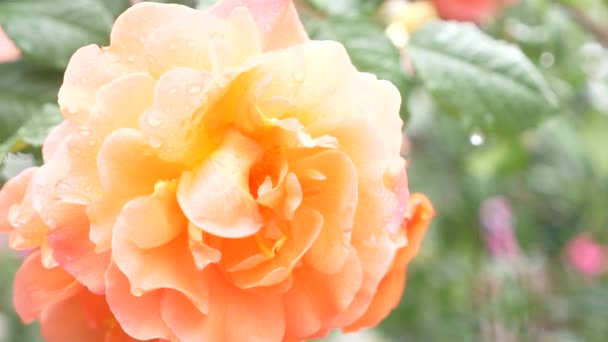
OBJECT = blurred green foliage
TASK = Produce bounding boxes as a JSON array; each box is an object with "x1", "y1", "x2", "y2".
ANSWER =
[{"x1": 1, "y1": 0, "x2": 608, "y2": 341}]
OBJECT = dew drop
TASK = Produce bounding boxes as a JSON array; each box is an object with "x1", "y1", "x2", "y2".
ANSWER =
[
  {"x1": 539, "y1": 52, "x2": 555, "y2": 68},
  {"x1": 127, "y1": 55, "x2": 136, "y2": 63},
  {"x1": 88, "y1": 139, "x2": 96, "y2": 146},
  {"x1": 469, "y1": 130, "x2": 485, "y2": 146},
  {"x1": 66, "y1": 104, "x2": 79, "y2": 115},
  {"x1": 147, "y1": 135, "x2": 164, "y2": 149},
  {"x1": 56, "y1": 179, "x2": 72, "y2": 190},
  {"x1": 45, "y1": 218, "x2": 56, "y2": 229},
  {"x1": 146, "y1": 115, "x2": 162, "y2": 127},
  {"x1": 209, "y1": 32, "x2": 224, "y2": 41},
  {"x1": 188, "y1": 85, "x2": 202, "y2": 94},
  {"x1": 131, "y1": 288, "x2": 144, "y2": 297},
  {"x1": 292, "y1": 69, "x2": 305, "y2": 82},
  {"x1": 78, "y1": 128, "x2": 91, "y2": 136}
]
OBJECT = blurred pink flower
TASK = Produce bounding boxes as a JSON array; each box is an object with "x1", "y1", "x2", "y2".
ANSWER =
[
  {"x1": 480, "y1": 196, "x2": 520, "y2": 258},
  {"x1": 431, "y1": 0, "x2": 519, "y2": 23},
  {"x1": 566, "y1": 233, "x2": 607, "y2": 277},
  {"x1": 0, "y1": 28, "x2": 20, "y2": 62}
]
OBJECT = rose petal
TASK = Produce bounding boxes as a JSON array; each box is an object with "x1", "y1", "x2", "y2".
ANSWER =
[
  {"x1": 48, "y1": 212, "x2": 110, "y2": 294},
  {"x1": 283, "y1": 248, "x2": 362, "y2": 338},
  {"x1": 105, "y1": 263, "x2": 172, "y2": 341},
  {"x1": 13, "y1": 251, "x2": 80, "y2": 323},
  {"x1": 209, "y1": 0, "x2": 308, "y2": 51},
  {"x1": 161, "y1": 268, "x2": 285, "y2": 342},
  {"x1": 178, "y1": 129, "x2": 264, "y2": 238},
  {"x1": 228, "y1": 208, "x2": 323, "y2": 289},
  {"x1": 0, "y1": 167, "x2": 36, "y2": 232},
  {"x1": 295, "y1": 150, "x2": 358, "y2": 274}
]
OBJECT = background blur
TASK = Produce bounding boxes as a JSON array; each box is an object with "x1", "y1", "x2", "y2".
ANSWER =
[{"x1": 1, "y1": 0, "x2": 608, "y2": 341}]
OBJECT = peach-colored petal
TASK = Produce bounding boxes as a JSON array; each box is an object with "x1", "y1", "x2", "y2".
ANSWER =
[
  {"x1": 228, "y1": 208, "x2": 323, "y2": 289},
  {"x1": 329, "y1": 235, "x2": 396, "y2": 328},
  {"x1": 296, "y1": 150, "x2": 358, "y2": 274},
  {"x1": 110, "y1": 2, "x2": 194, "y2": 68},
  {"x1": 144, "y1": 7, "x2": 261, "y2": 78},
  {"x1": 13, "y1": 251, "x2": 80, "y2": 323},
  {"x1": 178, "y1": 130, "x2": 264, "y2": 238},
  {"x1": 42, "y1": 121, "x2": 73, "y2": 163},
  {"x1": 256, "y1": 172, "x2": 303, "y2": 220},
  {"x1": 92, "y1": 128, "x2": 180, "y2": 250},
  {"x1": 118, "y1": 181, "x2": 184, "y2": 249},
  {"x1": 161, "y1": 268, "x2": 286, "y2": 342},
  {"x1": 346, "y1": 193, "x2": 434, "y2": 331},
  {"x1": 35, "y1": 133, "x2": 101, "y2": 212},
  {"x1": 209, "y1": 0, "x2": 308, "y2": 51},
  {"x1": 283, "y1": 248, "x2": 362, "y2": 338},
  {"x1": 47, "y1": 212, "x2": 110, "y2": 294},
  {"x1": 58, "y1": 45, "x2": 132, "y2": 123},
  {"x1": 234, "y1": 41, "x2": 355, "y2": 123},
  {"x1": 139, "y1": 67, "x2": 222, "y2": 164},
  {"x1": 0, "y1": 167, "x2": 36, "y2": 232},
  {"x1": 88, "y1": 73, "x2": 157, "y2": 138},
  {"x1": 187, "y1": 223, "x2": 222, "y2": 270},
  {"x1": 7, "y1": 178, "x2": 49, "y2": 250},
  {"x1": 105, "y1": 263, "x2": 172, "y2": 341},
  {"x1": 40, "y1": 287, "x2": 145, "y2": 342},
  {"x1": 344, "y1": 268, "x2": 406, "y2": 333},
  {"x1": 97, "y1": 128, "x2": 180, "y2": 200},
  {"x1": 112, "y1": 212, "x2": 209, "y2": 313}
]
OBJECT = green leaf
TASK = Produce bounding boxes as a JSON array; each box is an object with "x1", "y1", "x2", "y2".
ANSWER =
[
  {"x1": 0, "y1": 0, "x2": 115, "y2": 69},
  {"x1": 99, "y1": 0, "x2": 131, "y2": 18},
  {"x1": 304, "y1": 16, "x2": 411, "y2": 120},
  {"x1": 408, "y1": 21, "x2": 558, "y2": 135},
  {"x1": 305, "y1": 0, "x2": 384, "y2": 17},
  {"x1": 196, "y1": 0, "x2": 217, "y2": 9},
  {"x1": 142, "y1": 0, "x2": 197, "y2": 7},
  {"x1": 0, "y1": 62, "x2": 63, "y2": 161}
]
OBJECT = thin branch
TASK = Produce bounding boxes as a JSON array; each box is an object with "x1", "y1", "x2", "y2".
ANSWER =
[{"x1": 554, "y1": 0, "x2": 608, "y2": 47}]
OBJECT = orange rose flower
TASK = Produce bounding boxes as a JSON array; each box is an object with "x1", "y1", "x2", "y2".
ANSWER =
[{"x1": 0, "y1": 0, "x2": 434, "y2": 341}]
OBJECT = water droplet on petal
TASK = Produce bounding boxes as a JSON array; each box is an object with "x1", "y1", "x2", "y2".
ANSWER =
[
  {"x1": 56, "y1": 179, "x2": 72, "y2": 190},
  {"x1": 67, "y1": 104, "x2": 79, "y2": 115},
  {"x1": 88, "y1": 139, "x2": 96, "y2": 146},
  {"x1": 292, "y1": 69, "x2": 305, "y2": 82},
  {"x1": 188, "y1": 85, "x2": 201, "y2": 94},
  {"x1": 45, "y1": 218, "x2": 56, "y2": 229},
  {"x1": 132, "y1": 288, "x2": 144, "y2": 297},
  {"x1": 147, "y1": 135, "x2": 164, "y2": 149},
  {"x1": 127, "y1": 55, "x2": 136, "y2": 63},
  {"x1": 78, "y1": 128, "x2": 91, "y2": 136},
  {"x1": 146, "y1": 116, "x2": 162, "y2": 127},
  {"x1": 209, "y1": 32, "x2": 224, "y2": 41}
]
